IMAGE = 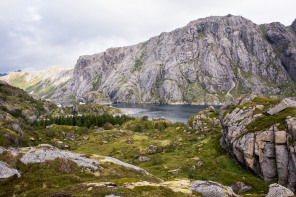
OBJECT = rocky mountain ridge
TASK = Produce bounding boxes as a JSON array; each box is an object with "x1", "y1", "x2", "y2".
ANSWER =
[
  {"x1": 1, "y1": 15, "x2": 296, "y2": 105},
  {"x1": 0, "y1": 66, "x2": 73, "y2": 100},
  {"x1": 71, "y1": 15, "x2": 296, "y2": 104}
]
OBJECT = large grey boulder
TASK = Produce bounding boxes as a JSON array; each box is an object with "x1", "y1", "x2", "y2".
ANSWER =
[
  {"x1": 0, "y1": 161, "x2": 20, "y2": 178},
  {"x1": 20, "y1": 144, "x2": 100, "y2": 170},
  {"x1": 266, "y1": 183, "x2": 294, "y2": 197},
  {"x1": 190, "y1": 180, "x2": 239, "y2": 197},
  {"x1": 266, "y1": 98, "x2": 296, "y2": 115}
]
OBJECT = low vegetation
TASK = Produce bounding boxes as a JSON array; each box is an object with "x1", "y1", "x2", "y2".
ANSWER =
[
  {"x1": 32, "y1": 114, "x2": 134, "y2": 129},
  {"x1": 0, "y1": 83, "x2": 284, "y2": 196}
]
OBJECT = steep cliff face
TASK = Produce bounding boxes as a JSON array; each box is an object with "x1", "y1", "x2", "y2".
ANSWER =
[
  {"x1": 220, "y1": 95, "x2": 296, "y2": 192},
  {"x1": 0, "y1": 66, "x2": 73, "y2": 100},
  {"x1": 71, "y1": 15, "x2": 296, "y2": 104}
]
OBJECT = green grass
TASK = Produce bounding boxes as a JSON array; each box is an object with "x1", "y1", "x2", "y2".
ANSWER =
[
  {"x1": 247, "y1": 107, "x2": 296, "y2": 132},
  {"x1": 0, "y1": 153, "x2": 164, "y2": 196},
  {"x1": 70, "y1": 114, "x2": 270, "y2": 194}
]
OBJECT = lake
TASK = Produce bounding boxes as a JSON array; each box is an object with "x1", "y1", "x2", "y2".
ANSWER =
[{"x1": 112, "y1": 103, "x2": 221, "y2": 123}]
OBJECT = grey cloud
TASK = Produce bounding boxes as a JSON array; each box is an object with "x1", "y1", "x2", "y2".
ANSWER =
[{"x1": 0, "y1": 0, "x2": 295, "y2": 73}]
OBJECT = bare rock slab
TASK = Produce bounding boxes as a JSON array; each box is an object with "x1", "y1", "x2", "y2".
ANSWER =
[
  {"x1": 266, "y1": 98, "x2": 296, "y2": 115},
  {"x1": 190, "y1": 180, "x2": 239, "y2": 197},
  {"x1": 267, "y1": 183, "x2": 294, "y2": 197},
  {"x1": 0, "y1": 161, "x2": 20, "y2": 178}
]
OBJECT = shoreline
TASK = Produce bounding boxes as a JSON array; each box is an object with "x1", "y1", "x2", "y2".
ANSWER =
[{"x1": 48, "y1": 99, "x2": 224, "y2": 107}]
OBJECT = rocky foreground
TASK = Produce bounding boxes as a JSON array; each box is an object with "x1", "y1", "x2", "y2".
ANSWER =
[{"x1": 0, "y1": 144, "x2": 294, "y2": 197}]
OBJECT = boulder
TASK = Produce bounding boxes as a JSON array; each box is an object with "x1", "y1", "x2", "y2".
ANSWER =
[
  {"x1": 138, "y1": 156, "x2": 150, "y2": 162},
  {"x1": 20, "y1": 144, "x2": 100, "y2": 170},
  {"x1": 169, "y1": 169, "x2": 182, "y2": 175},
  {"x1": 83, "y1": 136, "x2": 90, "y2": 140},
  {"x1": 196, "y1": 161, "x2": 203, "y2": 167},
  {"x1": 231, "y1": 181, "x2": 252, "y2": 193},
  {"x1": 190, "y1": 180, "x2": 239, "y2": 197},
  {"x1": 0, "y1": 161, "x2": 21, "y2": 178},
  {"x1": 147, "y1": 145, "x2": 158, "y2": 153},
  {"x1": 266, "y1": 98, "x2": 296, "y2": 115},
  {"x1": 266, "y1": 183, "x2": 294, "y2": 197},
  {"x1": 208, "y1": 106, "x2": 215, "y2": 112}
]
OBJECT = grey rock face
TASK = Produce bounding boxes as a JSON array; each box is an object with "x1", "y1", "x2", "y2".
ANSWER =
[
  {"x1": 266, "y1": 183, "x2": 294, "y2": 197},
  {"x1": 0, "y1": 161, "x2": 21, "y2": 178},
  {"x1": 20, "y1": 144, "x2": 100, "y2": 170},
  {"x1": 266, "y1": 98, "x2": 296, "y2": 115},
  {"x1": 221, "y1": 96, "x2": 296, "y2": 192},
  {"x1": 190, "y1": 180, "x2": 239, "y2": 197},
  {"x1": 70, "y1": 15, "x2": 296, "y2": 104},
  {"x1": 262, "y1": 22, "x2": 296, "y2": 82},
  {"x1": 292, "y1": 19, "x2": 296, "y2": 32}
]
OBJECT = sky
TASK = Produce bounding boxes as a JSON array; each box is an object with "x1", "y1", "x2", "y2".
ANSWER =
[{"x1": 0, "y1": 0, "x2": 295, "y2": 73}]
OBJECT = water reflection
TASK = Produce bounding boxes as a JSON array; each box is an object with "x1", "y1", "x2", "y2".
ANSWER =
[{"x1": 112, "y1": 103, "x2": 221, "y2": 123}]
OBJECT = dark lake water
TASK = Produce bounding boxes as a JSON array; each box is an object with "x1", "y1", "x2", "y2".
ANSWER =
[{"x1": 112, "y1": 103, "x2": 221, "y2": 123}]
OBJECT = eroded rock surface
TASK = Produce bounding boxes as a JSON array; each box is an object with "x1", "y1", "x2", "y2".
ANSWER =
[
  {"x1": 266, "y1": 183, "x2": 294, "y2": 197},
  {"x1": 221, "y1": 95, "x2": 296, "y2": 192},
  {"x1": 20, "y1": 144, "x2": 101, "y2": 170},
  {"x1": 70, "y1": 15, "x2": 296, "y2": 104},
  {"x1": 0, "y1": 161, "x2": 20, "y2": 178},
  {"x1": 190, "y1": 180, "x2": 239, "y2": 197}
]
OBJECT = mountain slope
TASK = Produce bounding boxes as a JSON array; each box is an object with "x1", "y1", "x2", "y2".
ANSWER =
[
  {"x1": 0, "y1": 66, "x2": 73, "y2": 100},
  {"x1": 0, "y1": 80, "x2": 57, "y2": 147},
  {"x1": 71, "y1": 15, "x2": 296, "y2": 104}
]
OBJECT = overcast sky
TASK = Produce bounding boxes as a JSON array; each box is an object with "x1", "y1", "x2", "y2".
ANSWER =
[{"x1": 0, "y1": 0, "x2": 295, "y2": 73}]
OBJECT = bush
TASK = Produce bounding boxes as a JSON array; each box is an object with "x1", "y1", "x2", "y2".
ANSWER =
[
  {"x1": 103, "y1": 122, "x2": 113, "y2": 130},
  {"x1": 142, "y1": 116, "x2": 149, "y2": 121},
  {"x1": 132, "y1": 124, "x2": 142, "y2": 132}
]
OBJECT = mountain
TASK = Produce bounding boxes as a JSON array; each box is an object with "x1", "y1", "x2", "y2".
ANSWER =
[
  {"x1": 1, "y1": 15, "x2": 296, "y2": 104},
  {"x1": 0, "y1": 66, "x2": 74, "y2": 99},
  {"x1": 70, "y1": 15, "x2": 296, "y2": 104}
]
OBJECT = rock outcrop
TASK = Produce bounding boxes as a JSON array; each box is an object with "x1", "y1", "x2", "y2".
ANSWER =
[
  {"x1": 190, "y1": 180, "x2": 239, "y2": 197},
  {"x1": 0, "y1": 144, "x2": 160, "y2": 181},
  {"x1": 20, "y1": 144, "x2": 101, "y2": 170},
  {"x1": 266, "y1": 183, "x2": 294, "y2": 197},
  {"x1": 69, "y1": 15, "x2": 296, "y2": 104},
  {"x1": 220, "y1": 95, "x2": 296, "y2": 192},
  {"x1": 0, "y1": 161, "x2": 20, "y2": 178}
]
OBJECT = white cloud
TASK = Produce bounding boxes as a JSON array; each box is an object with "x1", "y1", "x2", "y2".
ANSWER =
[{"x1": 0, "y1": 0, "x2": 295, "y2": 73}]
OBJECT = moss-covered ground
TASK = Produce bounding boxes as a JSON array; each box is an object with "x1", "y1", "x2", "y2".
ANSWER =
[{"x1": 68, "y1": 112, "x2": 271, "y2": 195}]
